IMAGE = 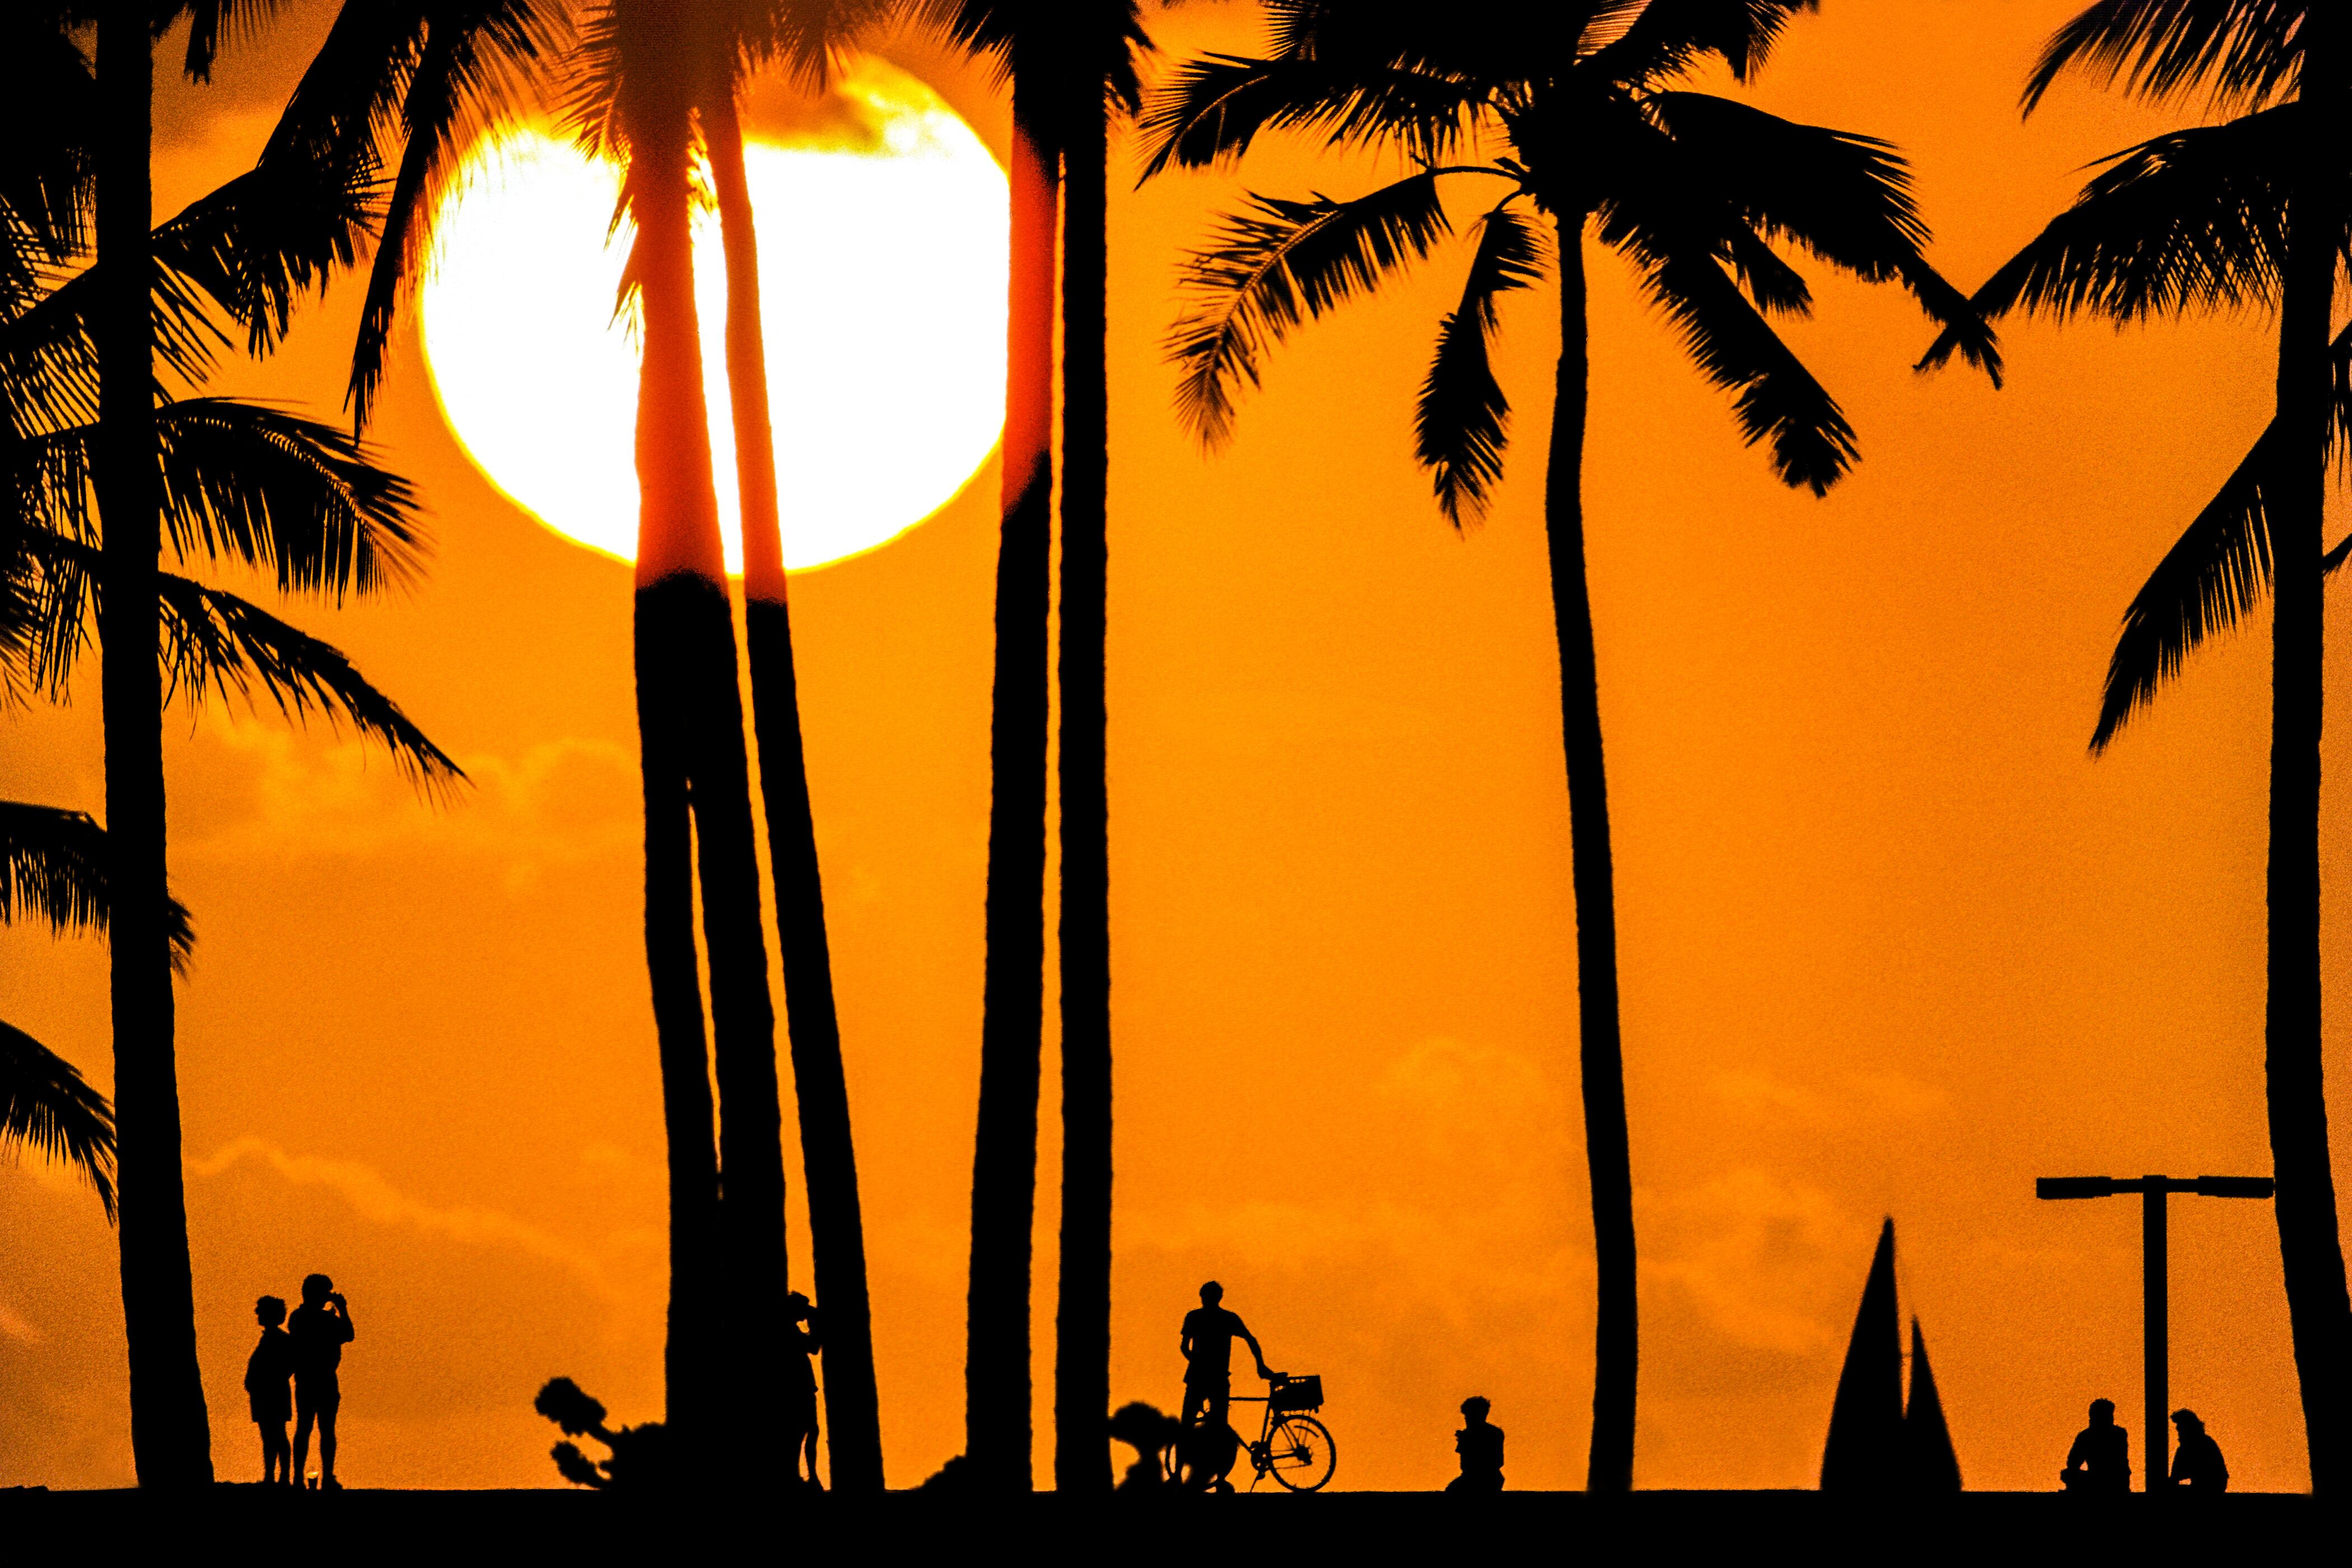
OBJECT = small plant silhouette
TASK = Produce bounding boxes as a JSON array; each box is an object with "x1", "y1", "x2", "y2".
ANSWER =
[{"x1": 534, "y1": 1378, "x2": 673, "y2": 1491}]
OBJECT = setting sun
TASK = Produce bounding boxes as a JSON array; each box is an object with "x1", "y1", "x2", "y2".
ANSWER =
[{"x1": 417, "y1": 59, "x2": 1007, "y2": 574}]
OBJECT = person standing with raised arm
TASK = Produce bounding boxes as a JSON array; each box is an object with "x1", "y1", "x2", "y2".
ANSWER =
[{"x1": 289, "y1": 1273, "x2": 356, "y2": 1490}]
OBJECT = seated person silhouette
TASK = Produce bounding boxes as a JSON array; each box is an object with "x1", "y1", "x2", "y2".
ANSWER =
[
  {"x1": 2060, "y1": 1397, "x2": 2130, "y2": 1492},
  {"x1": 1446, "y1": 1396, "x2": 1504, "y2": 1492},
  {"x1": 785, "y1": 1292, "x2": 824, "y2": 1488},
  {"x1": 245, "y1": 1296, "x2": 293, "y2": 1486},
  {"x1": 288, "y1": 1273, "x2": 356, "y2": 1490},
  {"x1": 2168, "y1": 1409, "x2": 2229, "y2": 1492},
  {"x1": 1178, "y1": 1282, "x2": 1278, "y2": 1490}
]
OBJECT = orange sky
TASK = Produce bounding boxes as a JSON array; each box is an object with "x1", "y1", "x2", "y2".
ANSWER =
[{"x1": 3, "y1": 0, "x2": 2345, "y2": 1492}]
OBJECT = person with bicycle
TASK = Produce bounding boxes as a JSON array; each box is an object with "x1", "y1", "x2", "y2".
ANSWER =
[{"x1": 1180, "y1": 1281, "x2": 1280, "y2": 1443}]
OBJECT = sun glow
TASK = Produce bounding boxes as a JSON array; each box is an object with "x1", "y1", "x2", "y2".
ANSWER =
[{"x1": 418, "y1": 60, "x2": 1008, "y2": 574}]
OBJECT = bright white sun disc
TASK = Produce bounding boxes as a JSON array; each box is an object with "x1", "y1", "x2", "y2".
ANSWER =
[{"x1": 418, "y1": 59, "x2": 1008, "y2": 573}]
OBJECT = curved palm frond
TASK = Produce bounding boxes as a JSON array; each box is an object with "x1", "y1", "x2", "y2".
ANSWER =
[
  {"x1": 270, "y1": 1, "x2": 559, "y2": 428},
  {"x1": 1646, "y1": 90, "x2": 2004, "y2": 383},
  {"x1": 177, "y1": 0, "x2": 297, "y2": 83},
  {"x1": 1138, "y1": 52, "x2": 1480, "y2": 180},
  {"x1": 1416, "y1": 203, "x2": 1546, "y2": 526},
  {"x1": 152, "y1": 143, "x2": 382, "y2": 362},
  {"x1": 153, "y1": 572, "x2": 466, "y2": 795},
  {"x1": 1580, "y1": 0, "x2": 1822, "y2": 86},
  {"x1": 1919, "y1": 106, "x2": 2292, "y2": 371},
  {"x1": 2026, "y1": 0, "x2": 2307, "y2": 114},
  {"x1": 13, "y1": 399, "x2": 427, "y2": 599},
  {"x1": 0, "y1": 14, "x2": 95, "y2": 315},
  {"x1": 2094, "y1": 316, "x2": 2352, "y2": 746},
  {"x1": 0, "y1": 1017, "x2": 116, "y2": 1222},
  {"x1": 2093, "y1": 417, "x2": 2276, "y2": 748},
  {"x1": 0, "y1": 801, "x2": 197, "y2": 971},
  {"x1": 1642, "y1": 242, "x2": 1858, "y2": 494},
  {"x1": 1170, "y1": 170, "x2": 1462, "y2": 446}
]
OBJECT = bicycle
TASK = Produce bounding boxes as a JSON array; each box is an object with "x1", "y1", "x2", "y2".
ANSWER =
[{"x1": 1164, "y1": 1373, "x2": 1337, "y2": 1492}]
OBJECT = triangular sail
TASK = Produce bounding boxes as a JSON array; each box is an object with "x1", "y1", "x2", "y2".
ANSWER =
[
  {"x1": 1902, "y1": 1317, "x2": 1963, "y2": 1491},
  {"x1": 1820, "y1": 1218, "x2": 1902, "y2": 1490}
]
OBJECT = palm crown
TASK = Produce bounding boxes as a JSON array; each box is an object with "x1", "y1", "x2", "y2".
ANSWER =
[
  {"x1": 1920, "y1": 1, "x2": 2352, "y2": 748},
  {"x1": 1144, "y1": 0, "x2": 2000, "y2": 521}
]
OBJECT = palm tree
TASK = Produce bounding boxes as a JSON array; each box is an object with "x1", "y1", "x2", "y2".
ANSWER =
[
  {"x1": 689, "y1": 0, "x2": 897, "y2": 1491},
  {"x1": 920, "y1": 0, "x2": 1149, "y2": 1491},
  {"x1": 26, "y1": 3, "x2": 465, "y2": 1483},
  {"x1": 1920, "y1": 0, "x2": 2352, "y2": 1491},
  {"x1": 1141, "y1": 0, "x2": 1996, "y2": 1488}
]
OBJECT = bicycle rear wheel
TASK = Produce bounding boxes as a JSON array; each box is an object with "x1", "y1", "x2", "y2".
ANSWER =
[{"x1": 1265, "y1": 1415, "x2": 1336, "y2": 1492}]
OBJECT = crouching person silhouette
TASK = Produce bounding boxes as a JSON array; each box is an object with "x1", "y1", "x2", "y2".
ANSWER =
[
  {"x1": 1446, "y1": 1396, "x2": 1504, "y2": 1492},
  {"x1": 246, "y1": 1296, "x2": 293, "y2": 1485},
  {"x1": 2060, "y1": 1398, "x2": 2130, "y2": 1493},
  {"x1": 290, "y1": 1273, "x2": 356, "y2": 1489}
]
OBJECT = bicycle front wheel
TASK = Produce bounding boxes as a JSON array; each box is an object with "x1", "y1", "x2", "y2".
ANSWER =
[{"x1": 1265, "y1": 1415, "x2": 1336, "y2": 1492}]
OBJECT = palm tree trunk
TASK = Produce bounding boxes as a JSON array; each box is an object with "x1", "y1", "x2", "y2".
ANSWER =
[
  {"x1": 636, "y1": 624, "x2": 721, "y2": 1448},
  {"x1": 2267, "y1": 93, "x2": 2352, "y2": 1492},
  {"x1": 1546, "y1": 215, "x2": 1636, "y2": 1493},
  {"x1": 96, "y1": 2, "x2": 212, "y2": 1488},
  {"x1": 965, "y1": 82, "x2": 1059, "y2": 1491},
  {"x1": 704, "y1": 88, "x2": 884, "y2": 1492},
  {"x1": 1053, "y1": 83, "x2": 1112, "y2": 1494},
  {"x1": 628, "y1": 93, "x2": 790, "y2": 1469}
]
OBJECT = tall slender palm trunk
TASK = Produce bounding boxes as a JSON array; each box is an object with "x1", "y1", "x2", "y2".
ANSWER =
[
  {"x1": 704, "y1": 91, "x2": 883, "y2": 1492},
  {"x1": 96, "y1": 3, "x2": 212, "y2": 1488},
  {"x1": 638, "y1": 619, "x2": 722, "y2": 1446},
  {"x1": 628, "y1": 91, "x2": 788, "y2": 1466},
  {"x1": 1544, "y1": 215, "x2": 1636, "y2": 1494},
  {"x1": 2267, "y1": 80, "x2": 2352, "y2": 1492},
  {"x1": 1053, "y1": 85, "x2": 1112, "y2": 1494},
  {"x1": 965, "y1": 83, "x2": 1060, "y2": 1491}
]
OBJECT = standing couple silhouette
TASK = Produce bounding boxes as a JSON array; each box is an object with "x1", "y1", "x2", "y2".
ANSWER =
[{"x1": 245, "y1": 1273, "x2": 357, "y2": 1489}]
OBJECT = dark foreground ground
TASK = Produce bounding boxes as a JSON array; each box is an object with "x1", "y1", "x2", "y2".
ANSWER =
[{"x1": 0, "y1": 1486, "x2": 2322, "y2": 1559}]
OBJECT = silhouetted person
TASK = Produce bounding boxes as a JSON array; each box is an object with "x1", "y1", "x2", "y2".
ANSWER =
[
  {"x1": 289, "y1": 1273, "x2": 355, "y2": 1489},
  {"x1": 245, "y1": 1296, "x2": 293, "y2": 1486},
  {"x1": 2169, "y1": 1409, "x2": 2229, "y2": 1492},
  {"x1": 1180, "y1": 1281, "x2": 1276, "y2": 1438},
  {"x1": 1446, "y1": 1395, "x2": 1504, "y2": 1492},
  {"x1": 786, "y1": 1291, "x2": 824, "y2": 1488},
  {"x1": 2061, "y1": 1397, "x2": 2130, "y2": 1492}
]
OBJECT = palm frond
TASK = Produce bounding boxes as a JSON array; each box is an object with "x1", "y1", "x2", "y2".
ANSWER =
[
  {"x1": 1645, "y1": 90, "x2": 2004, "y2": 383},
  {"x1": 0, "y1": 801, "x2": 196, "y2": 972},
  {"x1": 1918, "y1": 107, "x2": 2290, "y2": 371},
  {"x1": 1169, "y1": 170, "x2": 1458, "y2": 446},
  {"x1": 2092, "y1": 417, "x2": 2276, "y2": 749},
  {"x1": 286, "y1": 1, "x2": 560, "y2": 428},
  {"x1": 153, "y1": 148, "x2": 382, "y2": 361},
  {"x1": 2026, "y1": 0, "x2": 2307, "y2": 113},
  {"x1": 1138, "y1": 53, "x2": 1481, "y2": 180},
  {"x1": 0, "y1": 15, "x2": 95, "y2": 312},
  {"x1": 178, "y1": 0, "x2": 296, "y2": 83},
  {"x1": 17, "y1": 400, "x2": 426, "y2": 599},
  {"x1": 1416, "y1": 204, "x2": 1546, "y2": 526},
  {"x1": 0, "y1": 1017, "x2": 115, "y2": 1222},
  {"x1": 2092, "y1": 314, "x2": 2352, "y2": 745},
  {"x1": 153, "y1": 573, "x2": 466, "y2": 795},
  {"x1": 1581, "y1": 0, "x2": 1822, "y2": 86},
  {"x1": 1642, "y1": 246, "x2": 1858, "y2": 494}
]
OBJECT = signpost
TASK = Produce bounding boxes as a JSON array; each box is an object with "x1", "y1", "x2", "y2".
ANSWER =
[{"x1": 2035, "y1": 1174, "x2": 2274, "y2": 1491}]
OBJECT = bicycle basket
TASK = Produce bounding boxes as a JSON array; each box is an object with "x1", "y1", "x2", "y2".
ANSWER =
[{"x1": 1270, "y1": 1374, "x2": 1323, "y2": 1412}]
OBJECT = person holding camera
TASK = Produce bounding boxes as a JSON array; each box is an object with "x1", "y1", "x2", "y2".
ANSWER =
[{"x1": 289, "y1": 1273, "x2": 356, "y2": 1490}]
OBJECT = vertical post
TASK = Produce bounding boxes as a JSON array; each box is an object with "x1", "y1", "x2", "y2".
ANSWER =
[{"x1": 2143, "y1": 1179, "x2": 2168, "y2": 1492}]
